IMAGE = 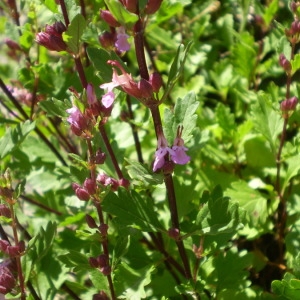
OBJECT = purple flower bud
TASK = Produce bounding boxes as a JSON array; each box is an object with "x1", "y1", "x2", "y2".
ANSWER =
[
  {"x1": 75, "y1": 187, "x2": 90, "y2": 201},
  {"x1": 97, "y1": 254, "x2": 108, "y2": 268},
  {"x1": 5, "y1": 39, "x2": 21, "y2": 51},
  {"x1": 100, "y1": 10, "x2": 120, "y2": 27},
  {"x1": 137, "y1": 78, "x2": 153, "y2": 99},
  {"x1": 0, "y1": 264, "x2": 15, "y2": 294},
  {"x1": 89, "y1": 257, "x2": 100, "y2": 268},
  {"x1": 36, "y1": 32, "x2": 67, "y2": 52},
  {"x1": 115, "y1": 27, "x2": 130, "y2": 52},
  {"x1": 99, "y1": 223, "x2": 108, "y2": 236},
  {"x1": 279, "y1": 53, "x2": 292, "y2": 73},
  {"x1": 93, "y1": 291, "x2": 110, "y2": 300},
  {"x1": 291, "y1": 1, "x2": 298, "y2": 12},
  {"x1": 280, "y1": 96, "x2": 298, "y2": 112},
  {"x1": 167, "y1": 228, "x2": 180, "y2": 240},
  {"x1": 95, "y1": 149, "x2": 106, "y2": 164},
  {"x1": 100, "y1": 265, "x2": 111, "y2": 276},
  {"x1": 0, "y1": 204, "x2": 11, "y2": 218},
  {"x1": 99, "y1": 31, "x2": 115, "y2": 49},
  {"x1": 0, "y1": 240, "x2": 9, "y2": 253},
  {"x1": 86, "y1": 214, "x2": 98, "y2": 229},
  {"x1": 83, "y1": 178, "x2": 96, "y2": 195},
  {"x1": 123, "y1": 0, "x2": 138, "y2": 13},
  {"x1": 149, "y1": 72, "x2": 163, "y2": 92},
  {"x1": 118, "y1": 178, "x2": 130, "y2": 189},
  {"x1": 145, "y1": 0, "x2": 163, "y2": 14}
]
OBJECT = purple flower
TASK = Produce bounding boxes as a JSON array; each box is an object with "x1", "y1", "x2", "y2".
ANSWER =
[
  {"x1": 115, "y1": 27, "x2": 130, "y2": 52},
  {"x1": 171, "y1": 126, "x2": 190, "y2": 165},
  {"x1": 66, "y1": 106, "x2": 88, "y2": 135},
  {"x1": 153, "y1": 134, "x2": 174, "y2": 172}
]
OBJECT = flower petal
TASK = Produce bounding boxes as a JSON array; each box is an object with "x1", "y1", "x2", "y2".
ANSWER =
[{"x1": 101, "y1": 91, "x2": 115, "y2": 108}]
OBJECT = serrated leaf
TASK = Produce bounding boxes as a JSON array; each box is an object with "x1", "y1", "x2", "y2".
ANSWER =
[
  {"x1": 102, "y1": 190, "x2": 164, "y2": 232},
  {"x1": 39, "y1": 98, "x2": 70, "y2": 117},
  {"x1": 104, "y1": 0, "x2": 139, "y2": 28},
  {"x1": 263, "y1": 0, "x2": 279, "y2": 26},
  {"x1": 164, "y1": 92, "x2": 199, "y2": 143},
  {"x1": 114, "y1": 263, "x2": 155, "y2": 300},
  {"x1": 125, "y1": 159, "x2": 163, "y2": 187},
  {"x1": 252, "y1": 92, "x2": 283, "y2": 154},
  {"x1": 188, "y1": 186, "x2": 245, "y2": 236},
  {"x1": 0, "y1": 120, "x2": 35, "y2": 159},
  {"x1": 63, "y1": 14, "x2": 86, "y2": 54},
  {"x1": 215, "y1": 102, "x2": 236, "y2": 136},
  {"x1": 282, "y1": 154, "x2": 300, "y2": 193},
  {"x1": 58, "y1": 250, "x2": 90, "y2": 272},
  {"x1": 89, "y1": 269, "x2": 109, "y2": 292}
]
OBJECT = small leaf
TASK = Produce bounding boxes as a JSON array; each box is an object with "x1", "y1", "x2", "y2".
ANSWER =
[
  {"x1": 0, "y1": 120, "x2": 35, "y2": 159},
  {"x1": 58, "y1": 250, "x2": 90, "y2": 272},
  {"x1": 125, "y1": 159, "x2": 163, "y2": 187},
  {"x1": 282, "y1": 154, "x2": 300, "y2": 193},
  {"x1": 104, "y1": 0, "x2": 139, "y2": 28},
  {"x1": 43, "y1": 0, "x2": 59, "y2": 13},
  {"x1": 102, "y1": 190, "x2": 164, "y2": 232},
  {"x1": 291, "y1": 53, "x2": 300, "y2": 75},
  {"x1": 114, "y1": 262, "x2": 155, "y2": 300},
  {"x1": 39, "y1": 98, "x2": 70, "y2": 117},
  {"x1": 164, "y1": 92, "x2": 199, "y2": 144},
  {"x1": 63, "y1": 14, "x2": 86, "y2": 54}
]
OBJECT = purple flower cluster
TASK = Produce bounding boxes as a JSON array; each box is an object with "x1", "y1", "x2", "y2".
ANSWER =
[{"x1": 153, "y1": 127, "x2": 190, "y2": 172}]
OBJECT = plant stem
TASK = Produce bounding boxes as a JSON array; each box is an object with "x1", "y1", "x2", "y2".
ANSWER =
[
  {"x1": 9, "y1": 204, "x2": 26, "y2": 300},
  {"x1": 59, "y1": 0, "x2": 70, "y2": 26},
  {"x1": 98, "y1": 123, "x2": 124, "y2": 179}
]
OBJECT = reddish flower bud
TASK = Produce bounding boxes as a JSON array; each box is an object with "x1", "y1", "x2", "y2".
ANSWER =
[
  {"x1": 167, "y1": 228, "x2": 180, "y2": 240},
  {"x1": 291, "y1": 1, "x2": 298, "y2": 13},
  {"x1": 280, "y1": 96, "x2": 298, "y2": 112},
  {"x1": 123, "y1": 0, "x2": 138, "y2": 13},
  {"x1": 118, "y1": 178, "x2": 130, "y2": 189},
  {"x1": 97, "y1": 254, "x2": 108, "y2": 268},
  {"x1": 86, "y1": 214, "x2": 98, "y2": 229},
  {"x1": 75, "y1": 187, "x2": 90, "y2": 201},
  {"x1": 0, "y1": 240, "x2": 9, "y2": 253},
  {"x1": 100, "y1": 10, "x2": 120, "y2": 27},
  {"x1": 95, "y1": 149, "x2": 106, "y2": 164},
  {"x1": 145, "y1": 0, "x2": 163, "y2": 14},
  {"x1": 149, "y1": 72, "x2": 163, "y2": 92},
  {"x1": 279, "y1": 53, "x2": 292, "y2": 73},
  {"x1": 137, "y1": 78, "x2": 153, "y2": 99},
  {"x1": 0, "y1": 265, "x2": 15, "y2": 294},
  {"x1": 83, "y1": 178, "x2": 96, "y2": 195},
  {"x1": 0, "y1": 204, "x2": 11, "y2": 218},
  {"x1": 99, "y1": 31, "x2": 115, "y2": 49},
  {"x1": 89, "y1": 257, "x2": 100, "y2": 268},
  {"x1": 93, "y1": 291, "x2": 110, "y2": 300},
  {"x1": 99, "y1": 223, "x2": 108, "y2": 236},
  {"x1": 5, "y1": 39, "x2": 21, "y2": 51},
  {"x1": 100, "y1": 265, "x2": 111, "y2": 276}
]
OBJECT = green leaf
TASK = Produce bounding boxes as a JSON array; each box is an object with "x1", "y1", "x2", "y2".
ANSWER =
[
  {"x1": 38, "y1": 98, "x2": 70, "y2": 117},
  {"x1": 0, "y1": 120, "x2": 35, "y2": 159},
  {"x1": 125, "y1": 159, "x2": 163, "y2": 187},
  {"x1": 291, "y1": 53, "x2": 300, "y2": 76},
  {"x1": 104, "y1": 0, "x2": 139, "y2": 28},
  {"x1": 89, "y1": 269, "x2": 109, "y2": 292},
  {"x1": 215, "y1": 102, "x2": 236, "y2": 137},
  {"x1": 187, "y1": 186, "x2": 245, "y2": 236},
  {"x1": 114, "y1": 262, "x2": 155, "y2": 300},
  {"x1": 102, "y1": 190, "x2": 164, "y2": 232},
  {"x1": 43, "y1": 0, "x2": 59, "y2": 13},
  {"x1": 164, "y1": 92, "x2": 199, "y2": 144},
  {"x1": 272, "y1": 272, "x2": 300, "y2": 299},
  {"x1": 63, "y1": 14, "x2": 86, "y2": 54},
  {"x1": 58, "y1": 250, "x2": 90, "y2": 272},
  {"x1": 252, "y1": 92, "x2": 283, "y2": 154},
  {"x1": 113, "y1": 235, "x2": 130, "y2": 266},
  {"x1": 282, "y1": 154, "x2": 300, "y2": 193},
  {"x1": 263, "y1": 0, "x2": 279, "y2": 26}
]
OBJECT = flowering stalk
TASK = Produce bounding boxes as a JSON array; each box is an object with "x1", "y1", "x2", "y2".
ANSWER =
[{"x1": 133, "y1": 11, "x2": 192, "y2": 280}]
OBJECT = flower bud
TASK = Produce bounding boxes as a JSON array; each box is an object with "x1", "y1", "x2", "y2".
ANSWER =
[
  {"x1": 137, "y1": 78, "x2": 153, "y2": 99},
  {"x1": 145, "y1": 0, "x2": 163, "y2": 14},
  {"x1": 0, "y1": 204, "x2": 11, "y2": 218},
  {"x1": 93, "y1": 291, "x2": 110, "y2": 300},
  {"x1": 95, "y1": 149, "x2": 106, "y2": 164},
  {"x1": 75, "y1": 188, "x2": 90, "y2": 201},
  {"x1": 97, "y1": 254, "x2": 108, "y2": 268},
  {"x1": 167, "y1": 228, "x2": 180, "y2": 240},
  {"x1": 280, "y1": 96, "x2": 298, "y2": 112},
  {"x1": 279, "y1": 53, "x2": 292, "y2": 73},
  {"x1": 99, "y1": 31, "x2": 115, "y2": 49},
  {"x1": 5, "y1": 39, "x2": 21, "y2": 51},
  {"x1": 86, "y1": 214, "x2": 98, "y2": 229},
  {"x1": 0, "y1": 265, "x2": 15, "y2": 294},
  {"x1": 149, "y1": 72, "x2": 163, "y2": 92},
  {"x1": 123, "y1": 0, "x2": 138, "y2": 14},
  {"x1": 99, "y1": 223, "x2": 108, "y2": 236},
  {"x1": 83, "y1": 178, "x2": 96, "y2": 195},
  {"x1": 89, "y1": 257, "x2": 100, "y2": 268},
  {"x1": 118, "y1": 178, "x2": 130, "y2": 189},
  {"x1": 100, "y1": 10, "x2": 120, "y2": 27},
  {"x1": 100, "y1": 265, "x2": 111, "y2": 276}
]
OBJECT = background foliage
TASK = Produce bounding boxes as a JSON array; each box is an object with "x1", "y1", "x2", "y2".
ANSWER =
[{"x1": 1, "y1": 0, "x2": 300, "y2": 299}]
